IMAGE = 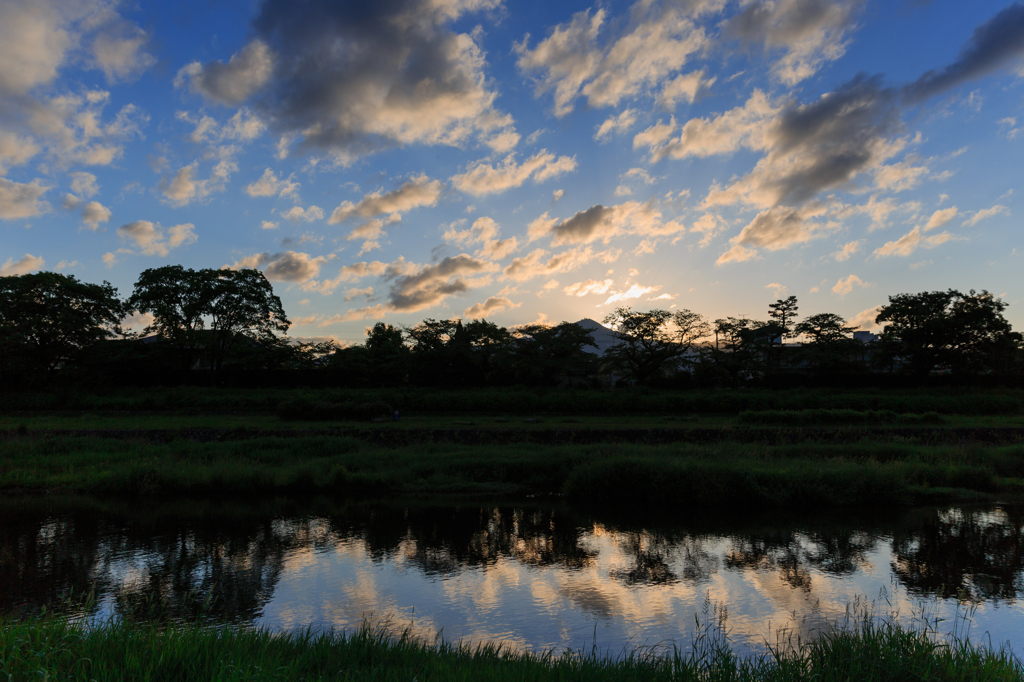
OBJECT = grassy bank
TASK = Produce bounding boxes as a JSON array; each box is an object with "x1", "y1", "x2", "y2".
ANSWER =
[
  {"x1": 2, "y1": 612, "x2": 1020, "y2": 681},
  {"x1": 4, "y1": 385, "x2": 1022, "y2": 417},
  {"x1": 3, "y1": 434, "x2": 1023, "y2": 508}
]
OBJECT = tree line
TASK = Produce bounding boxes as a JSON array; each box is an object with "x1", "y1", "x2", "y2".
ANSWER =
[{"x1": 1, "y1": 266, "x2": 1021, "y2": 388}]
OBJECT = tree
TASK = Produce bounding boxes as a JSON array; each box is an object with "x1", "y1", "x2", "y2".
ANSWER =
[
  {"x1": 875, "y1": 289, "x2": 1022, "y2": 375},
  {"x1": 701, "y1": 316, "x2": 780, "y2": 384},
  {"x1": 794, "y1": 312, "x2": 861, "y2": 373},
  {"x1": 511, "y1": 322, "x2": 597, "y2": 386},
  {"x1": 768, "y1": 296, "x2": 799, "y2": 340},
  {"x1": 601, "y1": 307, "x2": 710, "y2": 384},
  {"x1": 128, "y1": 266, "x2": 290, "y2": 370},
  {"x1": 364, "y1": 322, "x2": 409, "y2": 385},
  {"x1": 0, "y1": 272, "x2": 124, "y2": 377}
]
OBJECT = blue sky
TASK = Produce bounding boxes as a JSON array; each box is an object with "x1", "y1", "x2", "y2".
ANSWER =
[{"x1": 1, "y1": 0, "x2": 1022, "y2": 343}]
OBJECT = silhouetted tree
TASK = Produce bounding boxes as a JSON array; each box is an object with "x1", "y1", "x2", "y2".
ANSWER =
[
  {"x1": 0, "y1": 272, "x2": 124, "y2": 378},
  {"x1": 875, "y1": 289, "x2": 1021, "y2": 375},
  {"x1": 511, "y1": 322, "x2": 597, "y2": 386},
  {"x1": 129, "y1": 266, "x2": 289, "y2": 370},
  {"x1": 365, "y1": 322, "x2": 409, "y2": 385},
  {"x1": 602, "y1": 307, "x2": 710, "y2": 384},
  {"x1": 794, "y1": 312, "x2": 862, "y2": 374}
]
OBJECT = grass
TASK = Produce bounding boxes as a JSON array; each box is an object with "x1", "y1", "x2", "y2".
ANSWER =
[
  {"x1": 2, "y1": 434, "x2": 1023, "y2": 508},
  {"x1": 2, "y1": 605, "x2": 1021, "y2": 681},
  {"x1": 3, "y1": 385, "x2": 1022, "y2": 417}
]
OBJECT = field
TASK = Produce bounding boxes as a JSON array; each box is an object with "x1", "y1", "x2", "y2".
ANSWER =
[{"x1": 2, "y1": 386, "x2": 1022, "y2": 508}]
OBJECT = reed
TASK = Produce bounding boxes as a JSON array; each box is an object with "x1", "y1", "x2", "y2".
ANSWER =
[{"x1": 1, "y1": 606, "x2": 1020, "y2": 681}]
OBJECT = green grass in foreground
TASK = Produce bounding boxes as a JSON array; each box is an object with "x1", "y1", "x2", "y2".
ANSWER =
[
  {"x1": 3, "y1": 435, "x2": 1024, "y2": 507},
  {"x1": 2, "y1": 612, "x2": 1020, "y2": 681}
]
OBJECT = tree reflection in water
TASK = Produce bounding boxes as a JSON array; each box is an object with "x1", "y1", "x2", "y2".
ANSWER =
[
  {"x1": 891, "y1": 506, "x2": 1024, "y2": 601},
  {"x1": 1, "y1": 497, "x2": 1023, "y2": 626}
]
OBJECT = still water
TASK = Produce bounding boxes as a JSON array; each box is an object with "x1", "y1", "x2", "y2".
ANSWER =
[{"x1": 3, "y1": 496, "x2": 1023, "y2": 657}]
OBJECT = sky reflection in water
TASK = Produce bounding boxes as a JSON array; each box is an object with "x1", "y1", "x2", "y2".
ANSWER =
[{"x1": 3, "y1": 499, "x2": 1023, "y2": 657}]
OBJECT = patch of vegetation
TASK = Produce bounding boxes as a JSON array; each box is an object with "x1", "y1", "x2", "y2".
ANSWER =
[
  {"x1": 737, "y1": 409, "x2": 947, "y2": 426},
  {"x1": 3, "y1": 435, "x2": 1023, "y2": 508},
  {"x1": 1, "y1": 608, "x2": 1020, "y2": 682}
]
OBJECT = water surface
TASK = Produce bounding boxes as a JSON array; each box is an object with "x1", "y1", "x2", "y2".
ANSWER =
[{"x1": 3, "y1": 496, "x2": 1023, "y2": 657}]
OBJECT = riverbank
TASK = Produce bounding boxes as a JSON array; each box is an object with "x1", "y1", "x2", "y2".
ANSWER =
[
  {"x1": 3, "y1": 433, "x2": 1023, "y2": 508},
  {"x1": 2, "y1": 613, "x2": 1020, "y2": 681}
]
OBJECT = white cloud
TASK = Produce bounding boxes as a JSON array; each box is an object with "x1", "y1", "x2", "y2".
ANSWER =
[
  {"x1": 923, "y1": 207, "x2": 958, "y2": 231},
  {"x1": 226, "y1": 250, "x2": 337, "y2": 282},
  {"x1": 451, "y1": 151, "x2": 577, "y2": 196},
  {"x1": 91, "y1": 23, "x2": 156, "y2": 83},
  {"x1": 656, "y1": 69, "x2": 715, "y2": 108},
  {"x1": 176, "y1": 40, "x2": 274, "y2": 105},
  {"x1": 330, "y1": 175, "x2": 442, "y2": 223},
  {"x1": 872, "y1": 226, "x2": 954, "y2": 257},
  {"x1": 716, "y1": 204, "x2": 831, "y2": 264},
  {"x1": 0, "y1": 133, "x2": 40, "y2": 174},
  {"x1": 69, "y1": 171, "x2": 99, "y2": 198},
  {"x1": 444, "y1": 216, "x2": 519, "y2": 261},
  {"x1": 563, "y1": 278, "x2": 613, "y2": 296},
  {"x1": 0, "y1": 253, "x2": 44, "y2": 276},
  {"x1": 81, "y1": 200, "x2": 111, "y2": 229},
  {"x1": 116, "y1": 221, "x2": 197, "y2": 256},
  {"x1": 724, "y1": 0, "x2": 860, "y2": 85},
  {"x1": 302, "y1": 260, "x2": 390, "y2": 295},
  {"x1": 245, "y1": 168, "x2": 299, "y2": 198},
  {"x1": 833, "y1": 240, "x2": 862, "y2": 261},
  {"x1": 504, "y1": 246, "x2": 606, "y2": 282},
  {"x1": 594, "y1": 109, "x2": 637, "y2": 141},
  {"x1": 281, "y1": 205, "x2": 325, "y2": 222},
  {"x1": 602, "y1": 283, "x2": 661, "y2": 306},
  {"x1": 552, "y1": 189, "x2": 565, "y2": 202},
  {"x1": 261, "y1": 220, "x2": 278, "y2": 230},
  {"x1": 848, "y1": 305, "x2": 885, "y2": 333},
  {"x1": 541, "y1": 200, "x2": 685, "y2": 247},
  {"x1": 832, "y1": 274, "x2": 870, "y2": 296},
  {"x1": 0, "y1": 178, "x2": 50, "y2": 219},
  {"x1": 464, "y1": 296, "x2": 521, "y2": 318},
  {"x1": 516, "y1": 1, "x2": 710, "y2": 116},
  {"x1": 962, "y1": 204, "x2": 1009, "y2": 227}
]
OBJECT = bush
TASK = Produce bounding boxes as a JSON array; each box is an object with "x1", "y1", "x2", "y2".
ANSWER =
[{"x1": 277, "y1": 398, "x2": 393, "y2": 422}]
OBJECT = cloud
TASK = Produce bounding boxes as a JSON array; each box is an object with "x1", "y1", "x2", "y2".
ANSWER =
[
  {"x1": 464, "y1": 296, "x2": 520, "y2": 318},
  {"x1": 594, "y1": 109, "x2": 637, "y2": 140},
  {"x1": 191, "y1": 0, "x2": 511, "y2": 162},
  {"x1": 690, "y1": 212, "x2": 724, "y2": 246},
  {"x1": 451, "y1": 151, "x2": 576, "y2": 196},
  {"x1": 848, "y1": 305, "x2": 885, "y2": 332},
  {"x1": 515, "y1": 1, "x2": 710, "y2": 116},
  {"x1": 445, "y1": 216, "x2": 519, "y2": 261},
  {"x1": 552, "y1": 189, "x2": 565, "y2": 203},
  {"x1": 962, "y1": 204, "x2": 1009, "y2": 227},
  {"x1": 904, "y1": 2, "x2": 1024, "y2": 103},
  {"x1": 387, "y1": 254, "x2": 497, "y2": 312},
  {"x1": 872, "y1": 226, "x2": 953, "y2": 257},
  {"x1": 544, "y1": 201, "x2": 685, "y2": 247},
  {"x1": 227, "y1": 250, "x2": 337, "y2": 282},
  {"x1": 700, "y1": 76, "x2": 905, "y2": 210},
  {"x1": 91, "y1": 21, "x2": 156, "y2": 83},
  {"x1": 245, "y1": 168, "x2": 299, "y2": 198},
  {"x1": 0, "y1": 253, "x2": 44, "y2": 276},
  {"x1": 176, "y1": 40, "x2": 275, "y2": 105},
  {"x1": 923, "y1": 206, "x2": 958, "y2": 231},
  {"x1": 0, "y1": 178, "x2": 50, "y2": 219},
  {"x1": 504, "y1": 246, "x2": 605, "y2": 282},
  {"x1": 832, "y1": 274, "x2": 870, "y2": 296},
  {"x1": 0, "y1": 133, "x2": 40, "y2": 174},
  {"x1": 656, "y1": 69, "x2": 715, "y2": 108},
  {"x1": 161, "y1": 151, "x2": 238, "y2": 207},
  {"x1": 302, "y1": 260, "x2": 390, "y2": 294},
  {"x1": 724, "y1": 0, "x2": 861, "y2": 85},
  {"x1": 716, "y1": 204, "x2": 831, "y2": 264},
  {"x1": 69, "y1": 171, "x2": 99, "y2": 198},
  {"x1": 281, "y1": 205, "x2": 325, "y2": 222},
  {"x1": 765, "y1": 282, "x2": 787, "y2": 298},
  {"x1": 261, "y1": 221, "x2": 278, "y2": 230},
  {"x1": 343, "y1": 286, "x2": 374, "y2": 302},
  {"x1": 116, "y1": 221, "x2": 197, "y2": 256},
  {"x1": 330, "y1": 175, "x2": 442, "y2": 222},
  {"x1": 81, "y1": 200, "x2": 111, "y2": 228},
  {"x1": 563, "y1": 279, "x2": 614, "y2": 296},
  {"x1": 830, "y1": 195, "x2": 917, "y2": 230},
  {"x1": 602, "y1": 283, "x2": 661, "y2": 306},
  {"x1": 833, "y1": 240, "x2": 862, "y2": 261}
]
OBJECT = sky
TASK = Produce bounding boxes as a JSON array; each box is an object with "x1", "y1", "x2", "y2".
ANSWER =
[{"x1": 1, "y1": 0, "x2": 1023, "y2": 344}]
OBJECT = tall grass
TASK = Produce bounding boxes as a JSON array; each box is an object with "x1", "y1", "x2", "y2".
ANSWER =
[
  {"x1": 4, "y1": 385, "x2": 1022, "y2": 416},
  {"x1": 2, "y1": 604, "x2": 1020, "y2": 681},
  {"x1": 3, "y1": 434, "x2": 1023, "y2": 507}
]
